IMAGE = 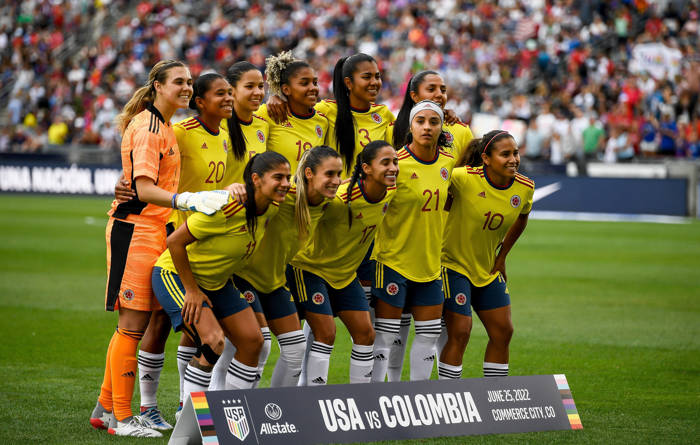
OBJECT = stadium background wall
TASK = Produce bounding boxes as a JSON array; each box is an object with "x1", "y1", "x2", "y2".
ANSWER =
[{"x1": 0, "y1": 160, "x2": 690, "y2": 217}]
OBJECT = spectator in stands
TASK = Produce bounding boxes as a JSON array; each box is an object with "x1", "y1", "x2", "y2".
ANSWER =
[
  {"x1": 522, "y1": 119, "x2": 545, "y2": 160},
  {"x1": 582, "y1": 114, "x2": 606, "y2": 160},
  {"x1": 47, "y1": 116, "x2": 69, "y2": 147}
]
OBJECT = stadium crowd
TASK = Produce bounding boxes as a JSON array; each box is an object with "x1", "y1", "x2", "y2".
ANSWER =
[{"x1": 1, "y1": 0, "x2": 699, "y2": 162}]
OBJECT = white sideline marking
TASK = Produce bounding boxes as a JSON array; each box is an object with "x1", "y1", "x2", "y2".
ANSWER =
[{"x1": 530, "y1": 210, "x2": 691, "y2": 224}]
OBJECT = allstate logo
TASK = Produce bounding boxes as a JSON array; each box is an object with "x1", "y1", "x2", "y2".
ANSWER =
[{"x1": 264, "y1": 403, "x2": 282, "y2": 421}]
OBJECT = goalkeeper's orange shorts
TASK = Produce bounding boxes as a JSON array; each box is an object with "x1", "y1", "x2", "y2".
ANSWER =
[{"x1": 104, "y1": 217, "x2": 166, "y2": 312}]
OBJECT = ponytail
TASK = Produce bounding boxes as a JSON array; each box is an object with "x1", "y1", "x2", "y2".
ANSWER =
[
  {"x1": 393, "y1": 70, "x2": 440, "y2": 149},
  {"x1": 116, "y1": 59, "x2": 186, "y2": 134},
  {"x1": 227, "y1": 61, "x2": 260, "y2": 161},
  {"x1": 457, "y1": 130, "x2": 512, "y2": 167},
  {"x1": 242, "y1": 151, "x2": 290, "y2": 236},
  {"x1": 294, "y1": 146, "x2": 341, "y2": 238},
  {"x1": 332, "y1": 53, "x2": 376, "y2": 174}
]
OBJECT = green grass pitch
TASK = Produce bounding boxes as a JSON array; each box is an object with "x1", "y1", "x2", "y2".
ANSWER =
[{"x1": 0, "y1": 194, "x2": 698, "y2": 444}]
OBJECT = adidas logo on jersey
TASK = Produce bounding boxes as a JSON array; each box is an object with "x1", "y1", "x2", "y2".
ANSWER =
[
  {"x1": 411, "y1": 173, "x2": 419, "y2": 179},
  {"x1": 312, "y1": 377, "x2": 326, "y2": 384},
  {"x1": 141, "y1": 374, "x2": 154, "y2": 381},
  {"x1": 478, "y1": 191, "x2": 486, "y2": 198},
  {"x1": 122, "y1": 371, "x2": 136, "y2": 378},
  {"x1": 201, "y1": 142, "x2": 208, "y2": 149},
  {"x1": 355, "y1": 212, "x2": 363, "y2": 219},
  {"x1": 281, "y1": 121, "x2": 293, "y2": 128},
  {"x1": 168, "y1": 147, "x2": 175, "y2": 156}
]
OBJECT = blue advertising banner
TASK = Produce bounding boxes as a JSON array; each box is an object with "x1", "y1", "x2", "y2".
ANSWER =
[
  {"x1": 169, "y1": 374, "x2": 581, "y2": 445},
  {"x1": 531, "y1": 176, "x2": 687, "y2": 215}
]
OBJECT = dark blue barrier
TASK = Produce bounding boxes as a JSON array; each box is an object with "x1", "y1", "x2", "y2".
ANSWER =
[{"x1": 531, "y1": 176, "x2": 687, "y2": 216}]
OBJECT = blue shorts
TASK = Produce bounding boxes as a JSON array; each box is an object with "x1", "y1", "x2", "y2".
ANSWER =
[
  {"x1": 356, "y1": 242, "x2": 375, "y2": 283},
  {"x1": 232, "y1": 275, "x2": 296, "y2": 321},
  {"x1": 152, "y1": 267, "x2": 249, "y2": 332},
  {"x1": 372, "y1": 262, "x2": 444, "y2": 309},
  {"x1": 442, "y1": 267, "x2": 510, "y2": 316},
  {"x1": 286, "y1": 265, "x2": 368, "y2": 318}
]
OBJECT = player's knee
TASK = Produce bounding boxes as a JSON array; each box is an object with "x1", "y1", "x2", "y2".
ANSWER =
[
  {"x1": 312, "y1": 324, "x2": 336, "y2": 346},
  {"x1": 448, "y1": 328, "x2": 471, "y2": 349},
  {"x1": 199, "y1": 330, "x2": 225, "y2": 356},
  {"x1": 351, "y1": 325, "x2": 375, "y2": 346},
  {"x1": 239, "y1": 331, "x2": 264, "y2": 356}
]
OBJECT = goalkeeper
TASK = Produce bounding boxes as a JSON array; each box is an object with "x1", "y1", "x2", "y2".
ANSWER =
[{"x1": 90, "y1": 60, "x2": 229, "y2": 438}]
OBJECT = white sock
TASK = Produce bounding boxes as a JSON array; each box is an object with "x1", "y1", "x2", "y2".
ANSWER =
[
  {"x1": 183, "y1": 361, "x2": 212, "y2": 396},
  {"x1": 138, "y1": 350, "x2": 164, "y2": 408},
  {"x1": 372, "y1": 318, "x2": 401, "y2": 382},
  {"x1": 437, "y1": 317, "x2": 448, "y2": 357},
  {"x1": 226, "y1": 358, "x2": 258, "y2": 389},
  {"x1": 306, "y1": 341, "x2": 333, "y2": 386},
  {"x1": 176, "y1": 346, "x2": 197, "y2": 404},
  {"x1": 387, "y1": 313, "x2": 411, "y2": 382},
  {"x1": 438, "y1": 361, "x2": 462, "y2": 380},
  {"x1": 209, "y1": 338, "x2": 236, "y2": 391},
  {"x1": 484, "y1": 361, "x2": 509, "y2": 377},
  {"x1": 270, "y1": 330, "x2": 306, "y2": 387},
  {"x1": 297, "y1": 322, "x2": 314, "y2": 387},
  {"x1": 253, "y1": 328, "x2": 272, "y2": 388},
  {"x1": 349, "y1": 343, "x2": 374, "y2": 383},
  {"x1": 362, "y1": 286, "x2": 375, "y2": 324},
  {"x1": 410, "y1": 319, "x2": 441, "y2": 381}
]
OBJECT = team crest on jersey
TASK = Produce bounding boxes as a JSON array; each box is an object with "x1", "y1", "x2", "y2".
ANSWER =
[
  {"x1": 243, "y1": 291, "x2": 255, "y2": 304},
  {"x1": 382, "y1": 202, "x2": 389, "y2": 214},
  {"x1": 312, "y1": 292, "x2": 325, "y2": 305},
  {"x1": 224, "y1": 405, "x2": 250, "y2": 441},
  {"x1": 455, "y1": 293, "x2": 467, "y2": 305},
  {"x1": 445, "y1": 131, "x2": 454, "y2": 144},
  {"x1": 122, "y1": 289, "x2": 134, "y2": 301},
  {"x1": 223, "y1": 139, "x2": 228, "y2": 153},
  {"x1": 371, "y1": 112, "x2": 382, "y2": 123},
  {"x1": 315, "y1": 125, "x2": 323, "y2": 138},
  {"x1": 386, "y1": 282, "x2": 399, "y2": 296},
  {"x1": 256, "y1": 130, "x2": 265, "y2": 143},
  {"x1": 440, "y1": 167, "x2": 449, "y2": 181},
  {"x1": 510, "y1": 195, "x2": 521, "y2": 208}
]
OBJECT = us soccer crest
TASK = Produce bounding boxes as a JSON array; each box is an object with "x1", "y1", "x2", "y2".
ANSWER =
[{"x1": 224, "y1": 405, "x2": 250, "y2": 441}]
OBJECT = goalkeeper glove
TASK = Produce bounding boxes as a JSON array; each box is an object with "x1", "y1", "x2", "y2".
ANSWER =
[{"x1": 173, "y1": 190, "x2": 229, "y2": 215}]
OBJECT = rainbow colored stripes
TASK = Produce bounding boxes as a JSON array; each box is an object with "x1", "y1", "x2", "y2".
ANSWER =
[
  {"x1": 554, "y1": 374, "x2": 583, "y2": 430},
  {"x1": 191, "y1": 391, "x2": 220, "y2": 443}
]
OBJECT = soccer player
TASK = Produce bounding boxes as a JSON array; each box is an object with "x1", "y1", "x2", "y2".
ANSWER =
[
  {"x1": 384, "y1": 70, "x2": 475, "y2": 382},
  {"x1": 371, "y1": 100, "x2": 455, "y2": 382},
  {"x1": 206, "y1": 61, "x2": 272, "y2": 394},
  {"x1": 288, "y1": 140, "x2": 398, "y2": 385},
  {"x1": 152, "y1": 152, "x2": 290, "y2": 395},
  {"x1": 135, "y1": 72, "x2": 235, "y2": 429},
  {"x1": 233, "y1": 146, "x2": 342, "y2": 387},
  {"x1": 438, "y1": 131, "x2": 534, "y2": 380},
  {"x1": 90, "y1": 60, "x2": 229, "y2": 438},
  {"x1": 258, "y1": 51, "x2": 329, "y2": 174}
]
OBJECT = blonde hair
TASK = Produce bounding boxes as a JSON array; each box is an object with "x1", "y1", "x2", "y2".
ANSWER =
[
  {"x1": 293, "y1": 146, "x2": 341, "y2": 239},
  {"x1": 264, "y1": 50, "x2": 311, "y2": 99},
  {"x1": 116, "y1": 59, "x2": 187, "y2": 134}
]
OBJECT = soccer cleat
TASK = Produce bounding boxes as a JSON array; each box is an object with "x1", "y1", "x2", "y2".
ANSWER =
[
  {"x1": 89, "y1": 401, "x2": 113, "y2": 430},
  {"x1": 108, "y1": 415, "x2": 163, "y2": 438},
  {"x1": 175, "y1": 401, "x2": 183, "y2": 422},
  {"x1": 140, "y1": 406, "x2": 173, "y2": 431}
]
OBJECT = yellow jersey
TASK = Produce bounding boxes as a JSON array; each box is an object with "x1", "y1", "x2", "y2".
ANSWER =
[
  {"x1": 442, "y1": 166, "x2": 534, "y2": 286},
  {"x1": 292, "y1": 181, "x2": 396, "y2": 289},
  {"x1": 372, "y1": 145, "x2": 456, "y2": 282},
  {"x1": 221, "y1": 114, "x2": 268, "y2": 185},
  {"x1": 256, "y1": 104, "x2": 329, "y2": 174},
  {"x1": 315, "y1": 99, "x2": 395, "y2": 177},
  {"x1": 155, "y1": 196, "x2": 279, "y2": 291},
  {"x1": 235, "y1": 185, "x2": 329, "y2": 293},
  {"x1": 170, "y1": 116, "x2": 231, "y2": 228},
  {"x1": 385, "y1": 121, "x2": 474, "y2": 158}
]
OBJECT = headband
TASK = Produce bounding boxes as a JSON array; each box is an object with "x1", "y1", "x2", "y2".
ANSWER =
[
  {"x1": 482, "y1": 131, "x2": 509, "y2": 153},
  {"x1": 409, "y1": 100, "x2": 444, "y2": 125}
]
